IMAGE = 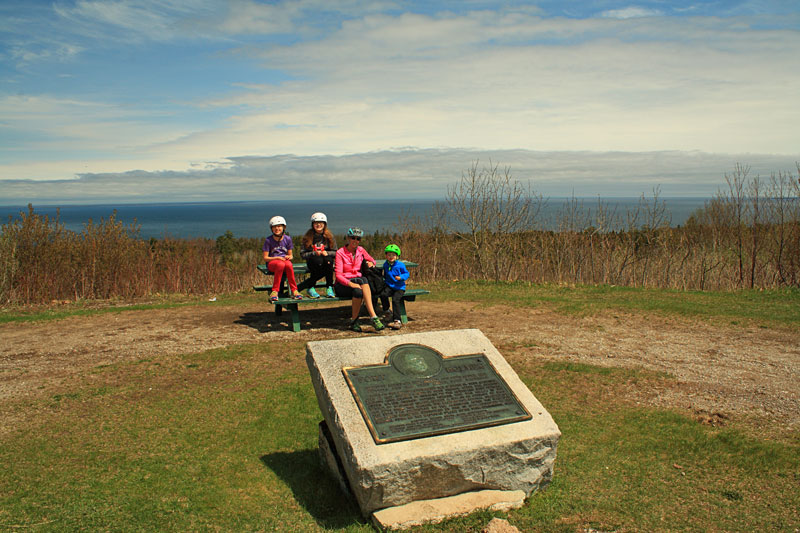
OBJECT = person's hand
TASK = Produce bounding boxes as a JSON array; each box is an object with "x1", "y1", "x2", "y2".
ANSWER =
[
  {"x1": 395, "y1": 275, "x2": 401, "y2": 280},
  {"x1": 366, "y1": 261, "x2": 375, "y2": 268}
]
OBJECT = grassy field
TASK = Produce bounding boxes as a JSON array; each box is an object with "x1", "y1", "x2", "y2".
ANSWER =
[
  {"x1": 1, "y1": 284, "x2": 799, "y2": 531},
  {"x1": 4, "y1": 282, "x2": 799, "y2": 328},
  {"x1": 425, "y1": 281, "x2": 800, "y2": 328}
]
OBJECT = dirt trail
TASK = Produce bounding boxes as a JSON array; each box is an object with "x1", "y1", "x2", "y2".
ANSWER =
[{"x1": 1, "y1": 300, "x2": 798, "y2": 433}]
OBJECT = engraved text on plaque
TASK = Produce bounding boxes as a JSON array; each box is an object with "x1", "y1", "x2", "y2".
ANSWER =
[{"x1": 342, "y1": 344, "x2": 532, "y2": 444}]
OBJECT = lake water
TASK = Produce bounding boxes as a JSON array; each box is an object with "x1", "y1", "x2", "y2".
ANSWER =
[{"x1": 0, "y1": 198, "x2": 709, "y2": 240}]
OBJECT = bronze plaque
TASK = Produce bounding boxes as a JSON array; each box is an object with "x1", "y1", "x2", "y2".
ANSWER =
[{"x1": 342, "y1": 344, "x2": 532, "y2": 444}]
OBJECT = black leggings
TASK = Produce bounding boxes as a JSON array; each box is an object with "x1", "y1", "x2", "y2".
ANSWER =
[
  {"x1": 297, "y1": 255, "x2": 334, "y2": 291},
  {"x1": 334, "y1": 276, "x2": 367, "y2": 299},
  {"x1": 380, "y1": 288, "x2": 405, "y2": 321}
]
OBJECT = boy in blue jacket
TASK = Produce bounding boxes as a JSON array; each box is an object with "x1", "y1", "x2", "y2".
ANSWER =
[{"x1": 380, "y1": 244, "x2": 410, "y2": 329}]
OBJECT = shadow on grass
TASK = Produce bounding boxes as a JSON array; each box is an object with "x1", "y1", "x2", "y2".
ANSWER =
[
  {"x1": 237, "y1": 304, "x2": 390, "y2": 333},
  {"x1": 236, "y1": 311, "x2": 274, "y2": 333},
  {"x1": 260, "y1": 449, "x2": 365, "y2": 529}
]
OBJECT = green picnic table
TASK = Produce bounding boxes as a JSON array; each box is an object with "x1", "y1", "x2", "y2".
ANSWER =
[{"x1": 254, "y1": 259, "x2": 428, "y2": 332}]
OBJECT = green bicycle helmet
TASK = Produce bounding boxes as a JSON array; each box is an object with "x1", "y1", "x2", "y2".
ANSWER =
[{"x1": 384, "y1": 244, "x2": 401, "y2": 257}]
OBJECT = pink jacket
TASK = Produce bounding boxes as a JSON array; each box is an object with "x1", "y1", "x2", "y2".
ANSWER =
[{"x1": 335, "y1": 246, "x2": 375, "y2": 286}]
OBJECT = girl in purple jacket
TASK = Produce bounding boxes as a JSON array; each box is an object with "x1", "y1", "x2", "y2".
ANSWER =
[{"x1": 262, "y1": 216, "x2": 303, "y2": 302}]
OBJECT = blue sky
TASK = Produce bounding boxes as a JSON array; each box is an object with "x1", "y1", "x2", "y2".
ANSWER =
[{"x1": 1, "y1": 0, "x2": 798, "y2": 203}]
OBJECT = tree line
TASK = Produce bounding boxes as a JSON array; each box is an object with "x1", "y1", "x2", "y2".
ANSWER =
[
  {"x1": 397, "y1": 162, "x2": 800, "y2": 291},
  {"x1": 2, "y1": 162, "x2": 798, "y2": 305}
]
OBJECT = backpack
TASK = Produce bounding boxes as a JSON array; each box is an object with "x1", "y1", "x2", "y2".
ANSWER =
[{"x1": 361, "y1": 260, "x2": 387, "y2": 305}]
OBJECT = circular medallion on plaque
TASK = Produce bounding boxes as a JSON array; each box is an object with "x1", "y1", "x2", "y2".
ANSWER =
[{"x1": 388, "y1": 344, "x2": 444, "y2": 378}]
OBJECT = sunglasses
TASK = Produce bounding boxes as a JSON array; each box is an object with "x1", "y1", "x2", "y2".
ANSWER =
[{"x1": 349, "y1": 236, "x2": 361, "y2": 241}]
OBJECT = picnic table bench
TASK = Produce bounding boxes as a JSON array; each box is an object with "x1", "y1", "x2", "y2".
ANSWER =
[{"x1": 254, "y1": 259, "x2": 429, "y2": 332}]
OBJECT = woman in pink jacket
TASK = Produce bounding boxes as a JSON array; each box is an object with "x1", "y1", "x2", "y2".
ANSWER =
[{"x1": 334, "y1": 227, "x2": 385, "y2": 332}]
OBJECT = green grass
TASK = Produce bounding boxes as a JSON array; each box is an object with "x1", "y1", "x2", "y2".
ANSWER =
[
  {"x1": 426, "y1": 280, "x2": 800, "y2": 328},
  {"x1": 0, "y1": 291, "x2": 258, "y2": 325},
  {"x1": 1, "y1": 342, "x2": 365, "y2": 531},
  {"x1": 516, "y1": 363, "x2": 799, "y2": 532},
  {"x1": 2, "y1": 283, "x2": 799, "y2": 530},
  {"x1": 5, "y1": 282, "x2": 800, "y2": 330},
  {"x1": 1, "y1": 339, "x2": 797, "y2": 531}
]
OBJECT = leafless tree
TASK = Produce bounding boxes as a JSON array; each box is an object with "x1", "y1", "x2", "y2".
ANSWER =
[{"x1": 443, "y1": 161, "x2": 544, "y2": 281}]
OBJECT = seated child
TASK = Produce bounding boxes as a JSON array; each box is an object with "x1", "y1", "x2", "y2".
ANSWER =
[
  {"x1": 296, "y1": 212, "x2": 337, "y2": 298},
  {"x1": 380, "y1": 244, "x2": 410, "y2": 329},
  {"x1": 262, "y1": 215, "x2": 302, "y2": 301}
]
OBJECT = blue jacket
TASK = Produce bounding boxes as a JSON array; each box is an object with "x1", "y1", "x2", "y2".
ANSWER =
[{"x1": 383, "y1": 260, "x2": 409, "y2": 291}]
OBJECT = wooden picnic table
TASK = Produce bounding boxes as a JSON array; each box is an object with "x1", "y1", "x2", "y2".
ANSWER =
[{"x1": 254, "y1": 259, "x2": 427, "y2": 332}]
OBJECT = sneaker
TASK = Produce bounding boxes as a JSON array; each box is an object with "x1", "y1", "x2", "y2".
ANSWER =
[
  {"x1": 389, "y1": 320, "x2": 402, "y2": 330},
  {"x1": 292, "y1": 291, "x2": 303, "y2": 300},
  {"x1": 371, "y1": 316, "x2": 385, "y2": 331},
  {"x1": 269, "y1": 291, "x2": 279, "y2": 302},
  {"x1": 307, "y1": 287, "x2": 320, "y2": 298},
  {"x1": 349, "y1": 319, "x2": 362, "y2": 332},
  {"x1": 326, "y1": 286, "x2": 336, "y2": 298}
]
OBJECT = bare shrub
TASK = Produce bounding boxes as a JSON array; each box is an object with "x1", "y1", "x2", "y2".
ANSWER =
[
  {"x1": 0, "y1": 206, "x2": 262, "y2": 305},
  {"x1": 433, "y1": 160, "x2": 544, "y2": 281},
  {"x1": 4, "y1": 162, "x2": 799, "y2": 304},
  {"x1": 397, "y1": 162, "x2": 800, "y2": 291}
]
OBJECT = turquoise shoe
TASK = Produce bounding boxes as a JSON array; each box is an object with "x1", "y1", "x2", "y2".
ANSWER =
[
  {"x1": 326, "y1": 286, "x2": 336, "y2": 298},
  {"x1": 307, "y1": 287, "x2": 320, "y2": 298}
]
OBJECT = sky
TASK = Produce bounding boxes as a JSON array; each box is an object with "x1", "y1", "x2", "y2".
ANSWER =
[{"x1": 1, "y1": 0, "x2": 799, "y2": 204}]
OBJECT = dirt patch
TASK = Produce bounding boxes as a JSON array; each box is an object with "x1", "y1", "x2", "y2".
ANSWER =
[{"x1": 1, "y1": 300, "x2": 798, "y2": 435}]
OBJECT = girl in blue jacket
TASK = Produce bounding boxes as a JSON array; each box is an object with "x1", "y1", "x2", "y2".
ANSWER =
[{"x1": 380, "y1": 244, "x2": 410, "y2": 329}]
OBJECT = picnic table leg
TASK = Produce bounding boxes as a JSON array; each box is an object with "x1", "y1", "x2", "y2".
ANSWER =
[
  {"x1": 398, "y1": 294, "x2": 416, "y2": 324},
  {"x1": 397, "y1": 300, "x2": 408, "y2": 324},
  {"x1": 288, "y1": 303, "x2": 301, "y2": 332},
  {"x1": 275, "y1": 303, "x2": 283, "y2": 316}
]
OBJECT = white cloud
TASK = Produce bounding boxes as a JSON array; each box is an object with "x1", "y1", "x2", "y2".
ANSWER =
[
  {"x1": 52, "y1": 0, "x2": 214, "y2": 42},
  {"x1": 8, "y1": 41, "x2": 83, "y2": 64},
  {"x1": 1, "y1": 3, "x2": 798, "y2": 198},
  {"x1": 0, "y1": 94, "x2": 202, "y2": 179},
  {"x1": 601, "y1": 6, "x2": 663, "y2": 19},
  {"x1": 217, "y1": 0, "x2": 297, "y2": 35},
  {"x1": 186, "y1": 12, "x2": 799, "y2": 157},
  {"x1": 2, "y1": 149, "x2": 797, "y2": 204}
]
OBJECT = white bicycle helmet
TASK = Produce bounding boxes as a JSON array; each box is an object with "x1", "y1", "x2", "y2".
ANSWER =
[
  {"x1": 269, "y1": 215, "x2": 286, "y2": 227},
  {"x1": 310, "y1": 212, "x2": 327, "y2": 223}
]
